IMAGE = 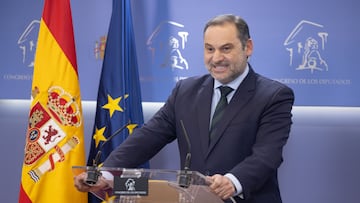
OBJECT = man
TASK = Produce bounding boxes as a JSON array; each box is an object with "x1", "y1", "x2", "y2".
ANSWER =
[{"x1": 75, "y1": 14, "x2": 294, "y2": 203}]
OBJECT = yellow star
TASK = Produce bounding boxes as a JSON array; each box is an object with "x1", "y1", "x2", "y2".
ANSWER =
[
  {"x1": 101, "y1": 192, "x2": 116, "y2": 203},
  {"x1": 102, "y1": 94, "x2": 123, "y2": 117},
  {"x1": 127, "y1": 123, "x2": 138, "y2": 135},
  {"x1": 93, "y1": 126, "x2": 107, "y2": 147}
]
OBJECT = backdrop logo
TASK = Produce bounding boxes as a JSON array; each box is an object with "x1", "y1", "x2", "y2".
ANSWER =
[
  {"x1": 147, "y1": 21, "x2": 189, "y2": 71},
  {"x1": 284, "y1": 20, "x2": 328, "y2": 73},
  {"x1": 18, "y1": 20, "x2": 40, "y2": 68}
]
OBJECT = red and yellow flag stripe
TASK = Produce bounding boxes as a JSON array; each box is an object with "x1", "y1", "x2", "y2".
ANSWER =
[{"x1": 18, "y1": 0, "x2": 87, "y2": 202}]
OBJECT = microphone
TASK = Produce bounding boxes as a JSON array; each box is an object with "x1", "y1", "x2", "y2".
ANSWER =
[
  {"x1": 178, "y1": 120, "x2": 192, "y2": 188},
  {"x1": 85, "y1": 120, "x2": 131, "y2": 186}
]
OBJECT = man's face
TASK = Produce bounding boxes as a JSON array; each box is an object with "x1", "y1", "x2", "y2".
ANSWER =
[{"x1": 204, "y1": 22, "x2": 253, "y2": 84}]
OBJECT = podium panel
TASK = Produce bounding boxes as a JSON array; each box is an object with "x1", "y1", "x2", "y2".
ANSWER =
[{"x1": 72, "y1": 166, "x2": 224, "y2": 203}]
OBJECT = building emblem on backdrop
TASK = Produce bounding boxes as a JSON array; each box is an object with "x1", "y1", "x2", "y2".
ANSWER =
[
  {"x1": 147, "y1": 21, "x2": 189, "y2": 71},
  {"x1": 18, "y1": 20, "x2": 40, "y2": 68},
  {"x1": 284, "y1": 20, "x2": 329, "y2": 73}
]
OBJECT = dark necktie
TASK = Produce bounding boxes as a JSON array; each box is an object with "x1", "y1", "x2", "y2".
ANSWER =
[{"x1": 209, "y1": 86, "x2": 233, "y2": 142}]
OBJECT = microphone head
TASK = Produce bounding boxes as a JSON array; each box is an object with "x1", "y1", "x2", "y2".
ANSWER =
[
  {"x1": 84, "y1": 166, "x2": 102, "y2": 186},
  {"x1": 178, "y1": 170, "x2": 192, "y2": 188}
]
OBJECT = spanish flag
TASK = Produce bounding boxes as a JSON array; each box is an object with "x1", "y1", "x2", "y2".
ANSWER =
[{"x1": 18, "y1": 0, "x2": 87, "y2": 202}]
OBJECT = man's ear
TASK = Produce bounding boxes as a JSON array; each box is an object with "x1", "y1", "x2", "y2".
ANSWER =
[{"x1": 245, "y1": 39, "x2": 253, "y2": 57}]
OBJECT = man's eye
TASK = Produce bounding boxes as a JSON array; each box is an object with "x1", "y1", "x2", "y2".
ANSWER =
[
  {"x1": 222, "y1": 47, "x2": 232, "y2": 52},
  {"x1": 206, "y1": 47, "x2": 214, "y2": 52}
]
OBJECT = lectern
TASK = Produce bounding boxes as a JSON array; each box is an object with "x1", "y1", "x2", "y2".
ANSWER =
[{"x1": 72, "y1": 166, "x2": 224, "y2": 203}]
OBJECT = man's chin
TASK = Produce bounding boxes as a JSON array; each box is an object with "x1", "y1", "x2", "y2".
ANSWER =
[{"x1": 212, "y1": 75, "x2": 230, "y2": 84}]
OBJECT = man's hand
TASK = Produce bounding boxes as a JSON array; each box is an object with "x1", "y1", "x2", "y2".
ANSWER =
[
  {"x1": 207, "y1": 174, "x2": 236, "y2": 200},
  {"x1": 73, "y1": 172, "x2": 110, "y2": 192}
]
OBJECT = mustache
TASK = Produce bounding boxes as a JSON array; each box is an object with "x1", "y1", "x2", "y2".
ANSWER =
[{"x1": 209, "y1": 61, "x2": 229, "y2": 67}]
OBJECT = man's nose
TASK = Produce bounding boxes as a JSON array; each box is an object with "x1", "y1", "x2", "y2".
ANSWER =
[{"x1": 212, "y1": 50, "x2": 225, "y2": 62}]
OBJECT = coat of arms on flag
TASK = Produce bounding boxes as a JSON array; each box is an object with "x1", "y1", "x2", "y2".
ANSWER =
[{"x1": 24, "y1": 86, "x2": 81, "y2": 182}]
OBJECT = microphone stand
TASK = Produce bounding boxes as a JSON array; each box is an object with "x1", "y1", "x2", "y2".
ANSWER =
[
  {"x1": 178, "y1": 120, "x2": 192, "y2": 188},
  {"x1": 84, "y1": 121, "x2": 130, "y2": 186}
]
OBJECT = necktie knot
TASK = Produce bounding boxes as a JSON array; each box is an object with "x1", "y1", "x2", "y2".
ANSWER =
[{"x1": 219, "y1": 86, "x2": 233, "y2": 98}]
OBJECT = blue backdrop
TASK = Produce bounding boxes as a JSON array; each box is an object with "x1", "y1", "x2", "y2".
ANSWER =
[
  {"x1": 1, "y1": 0, "x2": 359, "y2": 106},
  {"x1": 1, "y1": 1, "x2": 360, "y2": 203}
]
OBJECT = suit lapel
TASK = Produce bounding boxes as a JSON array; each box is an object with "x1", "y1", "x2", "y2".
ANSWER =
[
  {"x1": 207, "y1": 68, "x2": 257, "y2": 157},
  {"x1": 195, "y1": 76, "x2": 214, "y2": 157}
]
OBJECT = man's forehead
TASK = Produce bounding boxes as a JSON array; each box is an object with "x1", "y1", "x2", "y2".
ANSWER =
[
  {"x1": 204, "y1": 23, "x2": 237, "y2": 38},
  {"x1": 204, "y1": 28, "x2": 240, "y2": 47}
]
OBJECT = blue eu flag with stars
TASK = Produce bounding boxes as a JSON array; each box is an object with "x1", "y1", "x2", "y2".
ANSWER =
[{"x1": 87, "y1": 0, "x2": 149, "y2": 202}]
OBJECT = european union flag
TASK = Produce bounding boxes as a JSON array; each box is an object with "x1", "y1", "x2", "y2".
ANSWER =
[{"x1": 87, "y1": 0, "x2": 149, "y2": 202}]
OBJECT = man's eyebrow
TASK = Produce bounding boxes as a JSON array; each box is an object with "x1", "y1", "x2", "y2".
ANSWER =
[
  {"x1": 204, "y1": 43, "x2": 233, "y2": 47},
  {"x1": 220, "y1": 43, "x2": 233, "y2": 47}
]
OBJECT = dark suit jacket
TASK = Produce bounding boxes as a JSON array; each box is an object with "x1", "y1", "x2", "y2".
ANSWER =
[{"x1": 104, "y1": 67, "x2": 295, "y2": 203}]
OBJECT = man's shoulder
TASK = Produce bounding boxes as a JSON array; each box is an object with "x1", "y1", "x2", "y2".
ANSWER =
[{"x1": 255, "y1": 72, "x2": 293, "y2": 91}]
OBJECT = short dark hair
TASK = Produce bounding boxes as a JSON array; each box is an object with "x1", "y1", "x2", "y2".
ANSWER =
[{"x1": 204, "y1": 14, "x2": 251, "y2": 49}]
